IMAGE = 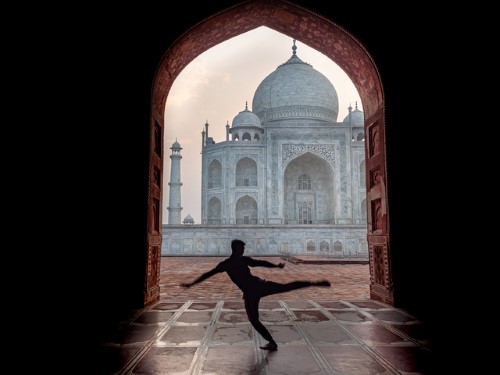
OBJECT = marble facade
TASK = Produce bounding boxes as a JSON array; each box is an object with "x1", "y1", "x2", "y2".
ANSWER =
[{"x1": 162, "y1": 224, "x2": 368, "y2": 258}]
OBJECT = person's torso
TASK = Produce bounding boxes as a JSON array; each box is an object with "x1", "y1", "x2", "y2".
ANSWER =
[{"x1": 220, "y1": 256, "x2": 261, "y2": 293}]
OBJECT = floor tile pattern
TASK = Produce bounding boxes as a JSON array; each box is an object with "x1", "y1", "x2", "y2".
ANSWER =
[{"x1": 95, "y1": 257, "x2": 432, "y2": 374}]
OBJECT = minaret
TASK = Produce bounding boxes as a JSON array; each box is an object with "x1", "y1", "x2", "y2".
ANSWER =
[
  {"x1": 347, "y1": 103, "x2": 353, "y2": 126},
  {"x1": 167, "y1": 139, "x2": 183, "y2": 224}
]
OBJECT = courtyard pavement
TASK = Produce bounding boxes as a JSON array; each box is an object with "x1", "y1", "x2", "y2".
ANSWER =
[{"x1": 95, "y1": 257, "x2": 432, "y2": 374}]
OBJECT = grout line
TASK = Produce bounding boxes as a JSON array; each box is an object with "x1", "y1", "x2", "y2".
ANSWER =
[
  {"x1": 341, "y1": 300, "x2": 432, "y2": 351},
  {"x1": 279, "y1": 300, "x2": 338, "y2": 374},
  {"x1": 252, "y1": 320, "x2": 268, "y2": 375},
  {"x1": 118, "y1": 300, "x2": 193, "y2": 374},
  {"x1": 187, "y1": 300, "x2": 225, "y2": 375},
  {"x1": 309, "y1": 300, "x2": 403, "y2": 374}
]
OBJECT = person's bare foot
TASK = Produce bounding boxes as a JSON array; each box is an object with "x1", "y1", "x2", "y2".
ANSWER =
[
  {"x1": 314, "y1": 280, "x2": 331, "y2": 287},
  {"x1": 260, "y1": 342, "x2": 278, "y2": 351}
]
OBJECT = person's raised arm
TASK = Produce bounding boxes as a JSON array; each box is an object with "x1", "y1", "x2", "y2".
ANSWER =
[{"x1": 180, "y1": 267, "x2": 220, "y2": 288}]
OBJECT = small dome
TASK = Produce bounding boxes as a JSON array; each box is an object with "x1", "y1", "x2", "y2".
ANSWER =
[
  {"x1": 342, "y1": 103, "x2": 364, "y2": 125},
  {"x1": 231, "y1": 105, "x2": 262, "y2": 128},
  {"x1": 183, "y1": 214, "x2": 194, "y2": 225},
  {"x1": 171, "y1": 139, "x2": 182, "y2": 150}
]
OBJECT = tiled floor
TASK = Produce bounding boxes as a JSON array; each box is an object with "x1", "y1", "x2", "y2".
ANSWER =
[{"x1": 95, "y1": 257, "x2": 433, "y2": 374}]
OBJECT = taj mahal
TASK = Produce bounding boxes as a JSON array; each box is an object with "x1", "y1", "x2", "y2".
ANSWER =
[{"x1": 162, "y1": 41, "x2": 368, "y2": 258}]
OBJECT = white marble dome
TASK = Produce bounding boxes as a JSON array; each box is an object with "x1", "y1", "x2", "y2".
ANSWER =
[
  {"x1": 252, "y1": 44, "x2": 339, "y2": 123},
  {"x1": 231, "y1": 107, "x2": 262, "y2": 128},
  {"x1": 171, "y1": 139, "x2": 182, "y2": 150},
  {"x1": 183, "y1": 214, "x2": 194, "y2": 225},
  {"x1": 343, "y1": 103, "x2": 364, "y2": 125}
]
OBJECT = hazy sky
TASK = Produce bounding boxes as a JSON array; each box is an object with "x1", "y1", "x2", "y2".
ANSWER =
[{"x1": 163, "y1": 26, "x2": 362, "y2": 224}]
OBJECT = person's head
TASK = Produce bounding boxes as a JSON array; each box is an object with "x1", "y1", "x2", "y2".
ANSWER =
[{"x1": 231, "y1": 239, "x2": 245, "y2": 257}]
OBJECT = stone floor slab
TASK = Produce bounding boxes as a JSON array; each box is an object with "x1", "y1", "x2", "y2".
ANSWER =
[{"x1": 94, "y1": 258, "x2": 433, "y2": 374}]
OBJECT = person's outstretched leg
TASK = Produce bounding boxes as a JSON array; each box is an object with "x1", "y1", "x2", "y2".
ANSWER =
[
  {"x1": 244, "y1": 297, "x2": 278, "y2": 351},
  {"x1": 260, "y1": 280, "x2": 331, "y2": 298}
]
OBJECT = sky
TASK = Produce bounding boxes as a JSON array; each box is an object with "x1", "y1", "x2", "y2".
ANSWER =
[{"x1": 163, "y1": 26, "x2": 362, "y2": 224}]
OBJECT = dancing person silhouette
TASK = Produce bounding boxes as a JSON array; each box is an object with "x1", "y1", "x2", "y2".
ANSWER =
[{"x1": 180, "y1": 239, "x2": 331, "y2": 351}]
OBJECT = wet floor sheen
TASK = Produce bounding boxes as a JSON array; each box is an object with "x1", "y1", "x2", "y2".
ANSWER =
[{"x1": 95, "y1": 257, "x2": 432, "y2": 374}]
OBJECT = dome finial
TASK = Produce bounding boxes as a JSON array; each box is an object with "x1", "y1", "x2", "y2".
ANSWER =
[
  {"x1": 355, "y1": 101, "x2": 358, "y2": 110},
  {"x1": 292, "y1": 39, "x2": 297, "y2": 56},
  {"x1": 245, "y1": 101, "x2": 248, "y2": 110}
]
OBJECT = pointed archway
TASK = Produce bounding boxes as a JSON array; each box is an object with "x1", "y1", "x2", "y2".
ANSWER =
[
  {"x1": 283, "y1": 152, "x2": 334, "y2": 224},
  {"x1": 146, "y1": 0, "x2": 390, "y2": 307}
]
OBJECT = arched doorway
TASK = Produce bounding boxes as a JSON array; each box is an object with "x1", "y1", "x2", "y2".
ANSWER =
[
  {"x1": 283, "y1": 152, "x2": 334, "y2": 224},
  {"x1": 146, "y1": 0, "x2": 389, "y2": 307}
]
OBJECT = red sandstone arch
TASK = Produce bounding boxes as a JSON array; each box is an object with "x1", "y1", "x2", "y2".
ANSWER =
[{"x1": 146, "y1": 0, "x2": 390, "y2": 307}]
